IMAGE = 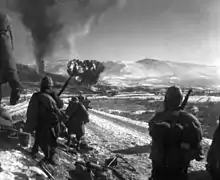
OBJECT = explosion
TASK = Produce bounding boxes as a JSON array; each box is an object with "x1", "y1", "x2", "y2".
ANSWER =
[{"x1": 9, "y1": 0, "x2": 127, "y2": 74}]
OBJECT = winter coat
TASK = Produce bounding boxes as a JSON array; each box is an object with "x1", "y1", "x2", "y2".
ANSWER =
[
  {"x1": 149, "y1": 110, "x2": 202, "y2": 170},
  {"x1": 65, "y1": 102, "x2": 89, "y2": 137},
  {"x1": 24, "y1": 89, "x2": 63, "y2": 133}
]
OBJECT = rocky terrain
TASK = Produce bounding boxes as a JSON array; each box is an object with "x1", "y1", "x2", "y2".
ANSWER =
[{"x1": 0, "y1": 92, "x2": 215, "y2": 180}]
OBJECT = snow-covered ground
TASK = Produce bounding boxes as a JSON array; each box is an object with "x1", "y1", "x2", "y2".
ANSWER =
[
  {"x1": 87, "y1": 93, "x2": 220, "y2": 103},
  {"x1": 0, "y1": 94, "x2": 215, "y2": 180},
  {"x1": 0, "y1": 150, "x2": 47, "y2": 180}
]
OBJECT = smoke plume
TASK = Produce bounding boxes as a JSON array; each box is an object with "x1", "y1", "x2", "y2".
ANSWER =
[{"x1": 11, "y1": 0, "x2": 127, "y2": 74}]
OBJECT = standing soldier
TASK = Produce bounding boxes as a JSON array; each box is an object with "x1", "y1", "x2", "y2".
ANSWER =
[
  {"x1": 149, "y1": 86, "x2": 203, "y2": 180},
  {"x1": 206, "y1": 116, "x2": 220, "y2": 180},
  {"x1": 65, "y1": 96, "x2": 89, "y2": 149},
  {"x1": 0, "y1": 12, "x2": 22, "y2": 105},
  {"x1": 25, "y1": 76, "x2": 64, "y2": 165}
]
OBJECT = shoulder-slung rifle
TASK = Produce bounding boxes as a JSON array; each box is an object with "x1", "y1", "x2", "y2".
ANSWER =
[
  {"x1": 58, "y1": 74, "x2": 74, "y2": 96},
  {"x1": 179, "y1": 88, "x2": 193, "y2": 110}
]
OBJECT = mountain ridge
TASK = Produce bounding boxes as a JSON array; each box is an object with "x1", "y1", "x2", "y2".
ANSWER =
[{"x1": 14, "y1": 58, "x2": 220, "y2": 89}]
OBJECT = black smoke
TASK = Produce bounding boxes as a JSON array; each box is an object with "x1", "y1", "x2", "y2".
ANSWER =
[
  {"x1": 11, "y1": 0, "x2": 126, "y2": 73},
  {"x1": 13, "y1": 0, "x2": 63, "y2": 73}
]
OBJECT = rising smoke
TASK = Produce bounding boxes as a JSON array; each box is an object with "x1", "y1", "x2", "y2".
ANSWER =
[{"x1": 11, "y1": 0, "x2": 127, "y2": 74}]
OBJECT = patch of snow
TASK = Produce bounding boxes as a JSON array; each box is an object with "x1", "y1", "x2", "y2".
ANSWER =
[
  {"x1": 90, "y1": 109, "x2": 149, "y2": 129},
  {"x1": 0, "y1": 94, "x2": 214, "y2": 180},
  {"x1": 88, "y1": 93, "x2": 220, "y2": 103},
  {"x1": 133, "y1": 110, "x2": 146, "y2": 115},
  {"x1": 89, "y1": 113, "x2": 150, "y2": 146},
  {"x1": 89, "y1": 95, "x2": 163, "y2": 100},
  {"x1": 0, "y1": 150, "x2": 47, "y2": 180}
]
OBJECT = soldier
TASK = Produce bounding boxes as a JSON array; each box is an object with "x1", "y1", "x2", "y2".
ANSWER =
[
  {"x1": 187, "y1": 105, "x2": 199, "y2": 117},
  {"x1": 0, "y1": 12, "x2": 22, "y2": 105},
  {"x1": 65, "y1": 96, "x2": 89, "y2": 149},
  {"x1": 149, "y1": 86, "x2": 203, "y2": 180},
  {"x1": 206, "y1": 116, "x2": 220, "y2": 180},
  {"x1": 77, "y1": 91, "x2": 84, "y2": 103},
  {"x1": 25, "y1": 76, "x2": 63, "y2": 165}
]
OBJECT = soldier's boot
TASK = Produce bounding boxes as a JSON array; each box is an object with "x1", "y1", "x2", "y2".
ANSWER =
[
  {"x1": 31, "y1": 142, "x2": 39, "y2": 157},
  {"x1": 47, "y1": 148, "x2": 57, "y2": 166},
  {"x1": 195, "y1": 145, "x2": 204, "y2": 161},
  {"x1": 7, "y1": 73, "x2": 22, "y2": 105},
  {"x1": 76, "y1": 136, "x2": 91, "y2": 150},
  {"x1": 10, "y1": 88, "x2": 21, "y2": 105}
]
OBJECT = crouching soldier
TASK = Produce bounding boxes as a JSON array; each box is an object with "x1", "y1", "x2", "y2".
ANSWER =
[
  {"x1": 0, "y1": 12, "x2": 22, "y2": 105},
  {"x1": 206, "y1": 117, "x2": 220, "y2": 180},
  {"x1": 65, "y1": 96, "x2": 89, "y2": 149},
  {"x1": 24, "y1": 76, "x2": 63, "y2": 165},
  {"x1": 149, "y1": 86, "x2": 203, "y2": 180}
]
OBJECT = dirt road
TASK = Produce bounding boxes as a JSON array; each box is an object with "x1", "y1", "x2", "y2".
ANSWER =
[
  {"x1": 0, "y1": 99, "x2": 213, "y2": 180},
  {"x1": 87, "y1": 109, "x2": 212, "y2": 180},
  {"x1": 86, "y1": 109, "x2": 151, "y2": 180}
]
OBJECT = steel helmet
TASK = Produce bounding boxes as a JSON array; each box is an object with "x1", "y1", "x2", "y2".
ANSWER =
[
  {"x1": 164, "y1": 85, "x2": 183, "y2": 109},
  {"x1": 40, "y1": 76, "x2": 54, "y2": 90}
]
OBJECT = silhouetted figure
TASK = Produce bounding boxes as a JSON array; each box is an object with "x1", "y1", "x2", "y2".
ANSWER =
[
  {"x1": 65, "y1": 96, "x2": 89, "y2": 149},
  {"x1": 0, "y1": 12, "x2": 22, "y2": 105},
  {"x1": 149, "y1": 86, "x2": 203, "y2": 180},
  {"x1": 206, "y1": 117, "x2": 220, "y2": 180},
  {"x1": 25, "y1": 76, "x2": 63, "y2": 165}
]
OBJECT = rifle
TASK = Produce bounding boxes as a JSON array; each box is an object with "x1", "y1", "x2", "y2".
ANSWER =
[
  {"x1": 179, "y1": 88, "x2": 193, "y2": 110},
  {"x1": 38, "y1": 161, "x2": 55, "y2": 180},
  {"x1": 58, "y1": 74, "x2": 74, "y2": 96}
]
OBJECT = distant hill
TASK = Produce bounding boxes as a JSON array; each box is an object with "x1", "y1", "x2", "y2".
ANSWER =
[
  {"x1": 100, "y1": 59, "x2": 220, "y2": 88},
  {"x1": 1, "y1": 58, "x2": 218, "y2": 99},
  {"x1": 45, "y1": 59, "x2": 220, "y2": 89},
  {"x1": 1, "y1": 63, "x2": 94, "y2": 98}
]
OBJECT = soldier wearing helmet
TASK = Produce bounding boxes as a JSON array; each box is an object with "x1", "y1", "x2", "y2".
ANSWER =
[
  {"x1": 65, "y1": 95, "x2": 89, "y2": 149},
  {"x1": 0, "y1": 12, "x2": 22, "y2": 105},
  {"x1": 26, "y1": 75, "x2": 64, "y2": 165},
  {"x1": 149, "y1": 86, "x2": 203, "y2": 180},
  {"x1": 164, "y1": 85, "x2": 183, "y2": 110}
]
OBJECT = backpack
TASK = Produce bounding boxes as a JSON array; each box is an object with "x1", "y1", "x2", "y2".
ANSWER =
[
  {"x1": 151, "y1": 112, "x2": 184, "y2": 146},
  {"x1": 67, "y1": 102, "x2": 89, "y2": 124},
  {"x1": 152, "y1": 111, "x2": 199, "y2": 170}
]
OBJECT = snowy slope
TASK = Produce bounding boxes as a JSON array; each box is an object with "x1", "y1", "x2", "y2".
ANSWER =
[
  {"x1": 0, "y1": 94, "x2": 214, "y2": 180},
  {"x1": 45, "y1": 59, "x2": 220, "y2": 88}
]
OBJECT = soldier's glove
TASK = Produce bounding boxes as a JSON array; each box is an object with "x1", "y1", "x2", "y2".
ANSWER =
[{"x1": 181, "y1": 142, "x2": 190, "y2": 150}]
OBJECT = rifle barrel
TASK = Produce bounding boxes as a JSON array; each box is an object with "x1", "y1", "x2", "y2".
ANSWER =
[
  {"x1": 180, "y1": 89, "x2": 192, "y2": 110},
  {"x1": 58, "y1": 75, "x2": 74, "y2": 96}
]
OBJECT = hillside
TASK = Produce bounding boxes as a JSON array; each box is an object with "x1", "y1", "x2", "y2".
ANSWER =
[
  {"x1": 1, "y1": 64, "x2": 94, "y2": 99},
  {"x1": 0, "y1": 94, "x2": 214, "y2": 180},
  {"x1": 44, "y1": 59, "x2": 220, "y2": 89},
  {"x1": 2, "y1": 59, "x2": 219, "y2": 99}
]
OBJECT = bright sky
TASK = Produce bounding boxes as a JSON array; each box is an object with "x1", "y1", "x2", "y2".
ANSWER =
[{"x1": 1, "y1": 0, "x2": 220, "y2": 66}]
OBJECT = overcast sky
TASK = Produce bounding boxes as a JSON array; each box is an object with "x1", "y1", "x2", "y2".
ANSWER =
[{"x1": 1, "y1": 0, "x2": 220, "y2": 65}]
